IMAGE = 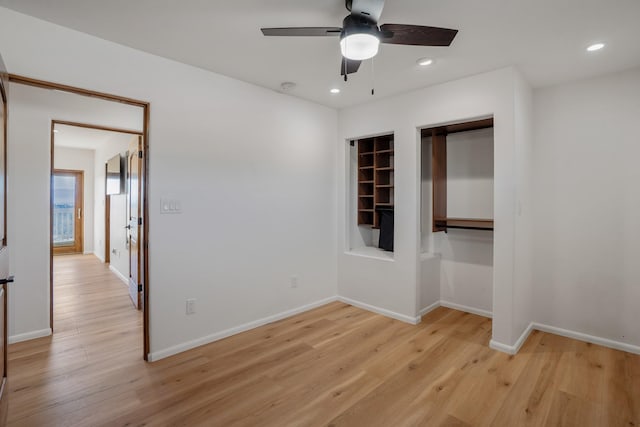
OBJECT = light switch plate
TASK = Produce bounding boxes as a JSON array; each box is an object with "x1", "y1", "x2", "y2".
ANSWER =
[{"x1": 161, "y1": 197, "x2": 182, "y2": 214}]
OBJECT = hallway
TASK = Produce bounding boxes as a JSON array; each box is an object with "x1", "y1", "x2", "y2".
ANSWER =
[{"x1": 7, "y1": 254, "x2": 143, "y2": 425}]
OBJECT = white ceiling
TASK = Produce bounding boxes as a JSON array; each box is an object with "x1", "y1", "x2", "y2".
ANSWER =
[
  {"x1": 54, "y1": 124, "x2": 134, "y2": 150},
  {"x1": 2, "y1": 0, "x2": 639, "y2": 108}
]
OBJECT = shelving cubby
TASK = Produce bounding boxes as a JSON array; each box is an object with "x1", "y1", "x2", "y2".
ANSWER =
[{"x1": 355, "y1": 134, "x2": 394, "y2": 228}]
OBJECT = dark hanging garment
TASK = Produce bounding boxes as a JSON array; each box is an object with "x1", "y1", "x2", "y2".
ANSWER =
[{"x1": 377, "y1": 207, "x2": 394, "y2": 252}]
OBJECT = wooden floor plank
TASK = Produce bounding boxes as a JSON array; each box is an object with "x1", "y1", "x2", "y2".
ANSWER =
[{"x1": 5, "y1": 254, "x2": 640, "y2": 426}]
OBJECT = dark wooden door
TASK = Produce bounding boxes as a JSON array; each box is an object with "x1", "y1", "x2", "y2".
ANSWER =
[
  {"x1": 0, "y1": 52, "x2": 12, "y2": 424},
  {"x1": 127, "y1": 136, "x2": 142, "y2": 309}
]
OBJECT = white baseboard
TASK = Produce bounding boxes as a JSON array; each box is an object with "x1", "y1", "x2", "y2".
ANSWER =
[
  {"x1": 532, "y1": 322, "x2": 640, "y2": 356},
  {"x1": 148, "y1": 296, "x2": 339, "y2": 361},
  {"x1": 418, "y1": 301, "x2": 441, "y2": 317},
  {"x1": 148, "y1": 293, "x2": 640, "y2": 362},
  {"x1": 83, "y1": 251, "x2": 93, "y2": 255},
  {"x1": 440, "y1": 300, "x2": 493, "y2": 319},
  {"x1": 338, "y1": 296, "x2": 421, "y2": 325},
  {"x1": 109, "y1": 265, "x2": 129, "y2": 285},
  {"x1": 490, "y1": 322, "x2": 534, "y2": 355},
  {"x1": 9, "y1": 328, "x2": 52, "y2": 344}
]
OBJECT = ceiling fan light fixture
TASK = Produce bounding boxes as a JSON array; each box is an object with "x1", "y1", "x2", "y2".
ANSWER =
[{"x1": 340, "y1": 33, "x2": 380, "y2": 61}]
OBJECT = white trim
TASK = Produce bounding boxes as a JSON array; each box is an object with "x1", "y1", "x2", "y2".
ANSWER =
[
  {"x1": 83, "y1": 251, "x2": 93, "y2": 255},
  {"x1": 440, "y1": 300, "x2": 493, "y2": 319},
  {"x1": 532, "y1": 322, "x2": 640, "y2": 356},
  {"x1": 343, "y1": 249, "x2": 395, "y2": 262},
  {"x1": 490, "y1": 322, "x2": 534, "y2": 355},
  {"x1": 109, "y1": 265, "x2": 129, "y2": 285},
  {"x1": 338, "y1": 296, "x2": 420, "y2": 325},
  {"x1": 148, "y1": 296, "x2": 338, "y2": 361},
  {"x1": 9, "y1": 328, "x2": 52, "y2": 344},
  {"x1": 418, "y1": 301, "x2": 440, "y2": 317}
]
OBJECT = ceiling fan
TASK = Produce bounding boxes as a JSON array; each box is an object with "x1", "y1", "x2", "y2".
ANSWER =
[{"x1": 261, "y1": 0, "x2": 458, "y2": 81}]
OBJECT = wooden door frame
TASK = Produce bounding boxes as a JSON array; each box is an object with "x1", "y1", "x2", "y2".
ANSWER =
[
  {"x1": 8, "y1": 73, "x2": 151, "y2": 361},
  {"x1": 0, "y1": 53, "x2": 9, "y2": 420},
  {"x1": 51, "y1": 169, "x2": 84, "y2": 255}
]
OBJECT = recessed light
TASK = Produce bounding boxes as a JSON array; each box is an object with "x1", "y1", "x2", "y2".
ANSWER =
[
  {"x1": 417, "y1": 58, "x2": 434, "y2": 67},
  {"x1": 587, "y1": 43, "x2": 605, "y2": 52},
  {"x1": 53, "y1": 129, "x2": 59, "y2": 133},
  {"x1": 330, "y1": 88, "x2": 341, "y2": 94}
]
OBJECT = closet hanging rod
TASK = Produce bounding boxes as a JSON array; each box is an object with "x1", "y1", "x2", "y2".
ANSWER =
[{"x1": 442, "y1": 225, "x2": 494, "y2": 231}]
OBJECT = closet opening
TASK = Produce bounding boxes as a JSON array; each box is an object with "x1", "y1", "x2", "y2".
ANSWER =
[{"x1": 420, "y1": 117, "x2": 495, "y2": 318}]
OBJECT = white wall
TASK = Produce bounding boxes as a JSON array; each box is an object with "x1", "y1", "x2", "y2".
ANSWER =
[
  {"x1": 533, "y1": 67, "x2": 640, "y2": 348},
  {"x1": 93, "y1": 133, "x2": 131, "y2": 281},
  {"x1": 6, "y1": 83, "x2": 142, "y2": 340},
  {"x1": 338, "y1": 67, "x2": 534, "y2": 347},
  {"x1": 446, "y1": 129, "x2": 494, "y2": 219},
  {"x1": 419, "y1": 254, "x2": 440, "y2": 313},
  {"x1": 437, "y1": 230, "x2": 494, "y2": 314},
  {"x1": 512, "y1": 72, "x2": 534, "y2": 343},
  {"x1": 0, "y1": 7, "x2": 338, "y2": 357},
  {"x1": 108, "y1": 194, "x2": 128, "y2": 281},
  {"x1": 53, "y1": 146, "x2": 95, "y2": 254}
]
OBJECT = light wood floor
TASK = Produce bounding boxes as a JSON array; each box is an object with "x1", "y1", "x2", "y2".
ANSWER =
[{"x1": 6, "y1": 255, "x2": 640, "y2": 426}]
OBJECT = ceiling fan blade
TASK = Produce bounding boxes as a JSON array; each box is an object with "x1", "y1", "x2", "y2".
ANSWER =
[
  {"x1": 350, "y1": 0, "x2": 385, "y2": 23},
  {"x1": 261, "y1": 27, "x2": 342, "y2": 37},
  {"x1": 379, "y1": 24, "x2": 458, "y2": 46},
  {"x1": 341, "y1": 57, "x2": 362, "y2": 76}
]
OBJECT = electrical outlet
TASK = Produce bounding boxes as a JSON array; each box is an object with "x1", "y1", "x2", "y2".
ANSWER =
[
  {"x1": 186, "y1": 298, "x2": 196, "y2": 315},
  {"x1": 290, "y1": 275, "x2": 298, "y2": 288}
]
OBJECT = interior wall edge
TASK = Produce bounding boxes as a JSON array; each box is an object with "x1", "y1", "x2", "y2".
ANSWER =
[
  {"x1": 440, "y1": 300, "x2": 492, "y2": 319},
  {"x1": 532, "y1": 322, "x2": 640, "y2": 356},
  {"x1": 108, "y1": 265, "x2": 128, "y2": 286},
  {"x1": 337, "y1": 296, "x2": 421, "y2": 325},
  {"x1": 490, "y1": 322, "x2": 534, "y2": 355},
  {"x1": 418, "y1": 301, "x2": 440, "y2": 317},
  {"x1": 8, "y1": 327, "x2": 52, "y2": 344},
  {"x1": 148, "y1": 296, "x2": 339, "y2": 361}
]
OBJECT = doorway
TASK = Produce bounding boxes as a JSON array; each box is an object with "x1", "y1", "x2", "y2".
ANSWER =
[
  {"x1": 6, "y1": 74, "x2": 154, "y2": 361},
  {"x1": 51, "y1": 121, "x2": 145, "y2": 318},
  {"x1": 52, "y1": 169, "x2": 84, "y2": 255}
]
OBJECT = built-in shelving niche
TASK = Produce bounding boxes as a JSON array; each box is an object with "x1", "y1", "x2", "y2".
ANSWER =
[
  {"x1": 355, "y1": 134, "x2": 394, "y2": 229},
  {"x1": 348, "y1": 133, "x2": 396, "y2": 254}
]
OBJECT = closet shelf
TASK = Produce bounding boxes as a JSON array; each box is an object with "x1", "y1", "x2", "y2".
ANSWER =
[
  {"x1": 377, "y1": 167, "x2": 394, "y2": 171},
  {"x1": 359, "y1": 166, "x2": 374, "y2": 170},
  {"x1": 359, "y1": 151, "x2": 374, "y2": 156},
  {"x1": 359, "y1": 195, "x2": 374, "y2": 198},
  {"x1": 433, "y1": 217, "x2": 494, "y2": 231},
  {"x1": 375, "y1": 149, "x2": 394, "y2": 154},
  {"x1": 376, "y1": 184, "x2": 394, "y2": 188},
  {"x1": 359, "y1": 180, "x2": 374, "y2": 184}
]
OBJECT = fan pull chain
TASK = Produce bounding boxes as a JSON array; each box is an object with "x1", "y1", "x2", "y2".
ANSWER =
[
  {"x1": 371, "y1": 56, "x2": 375, "y2": 96},
  {"x1": 344, "y1": 43, "x2": 348, "y2": 82}
]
